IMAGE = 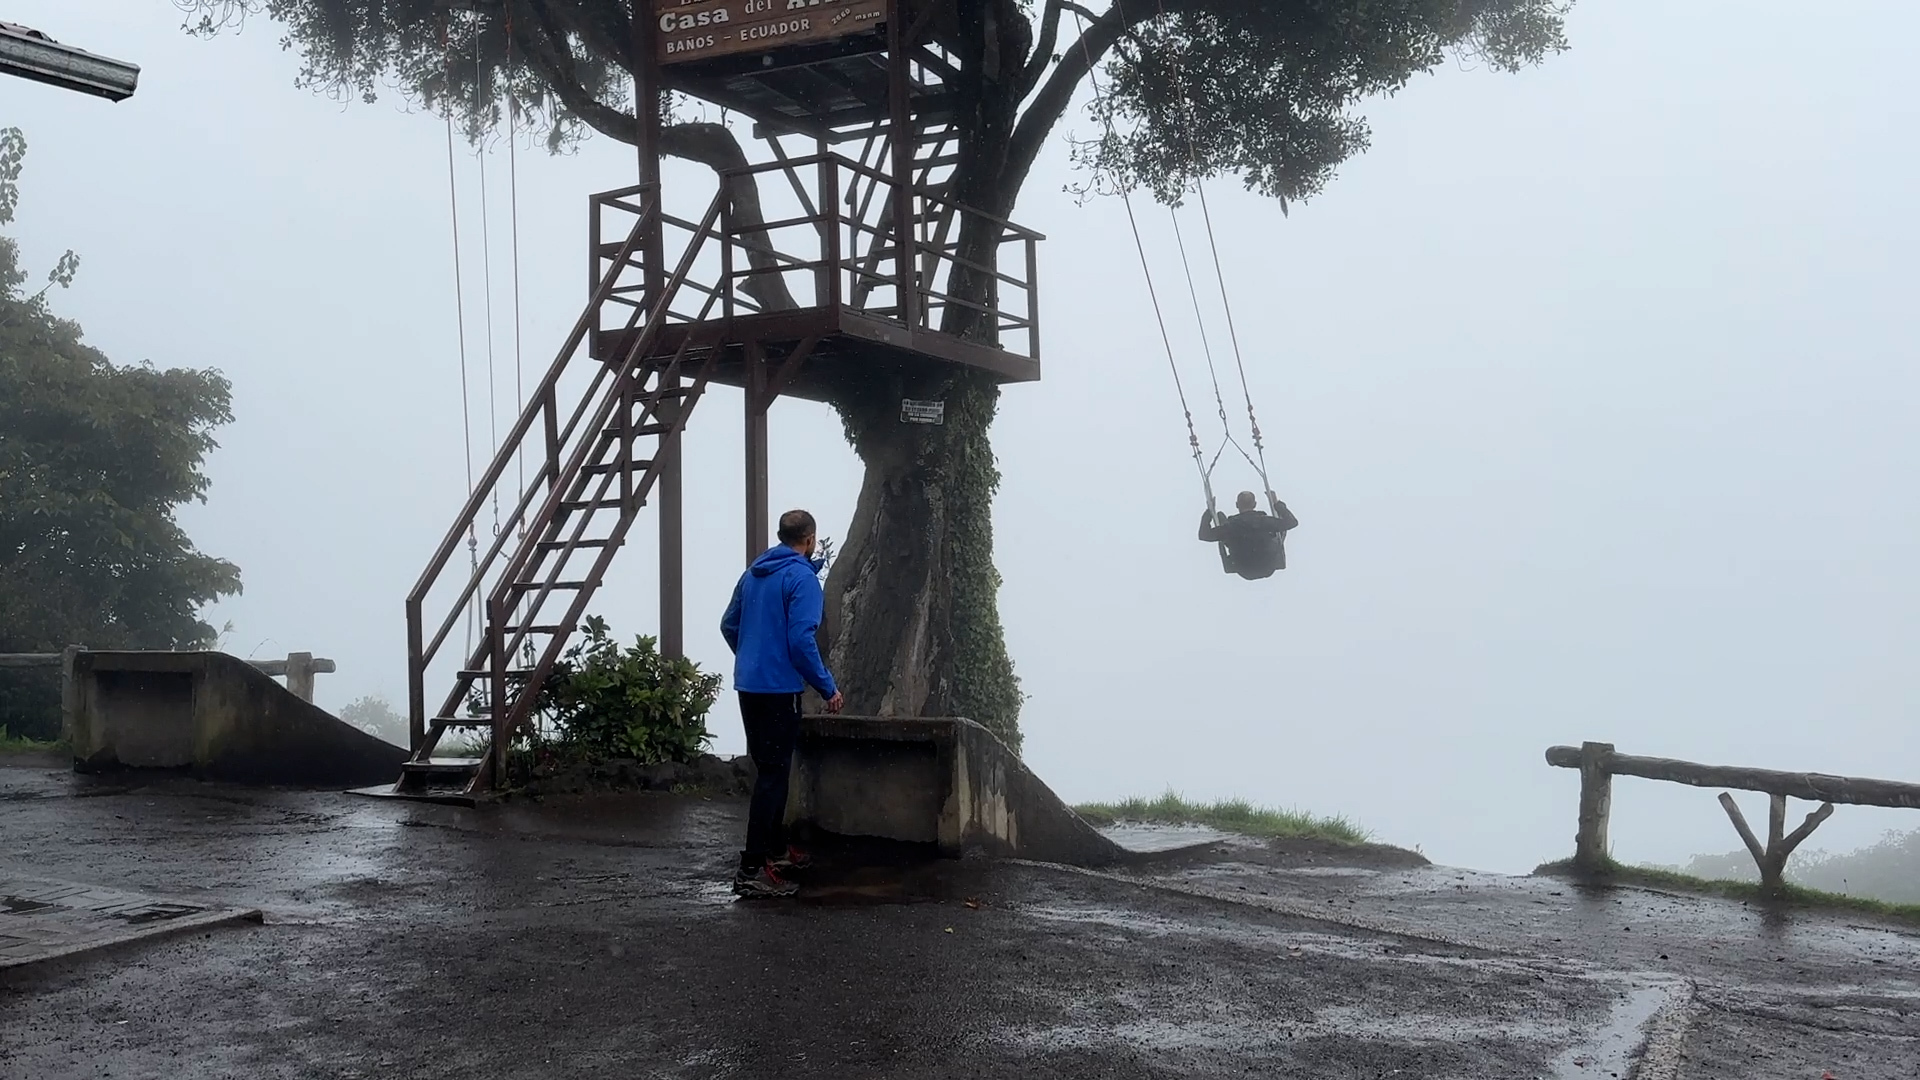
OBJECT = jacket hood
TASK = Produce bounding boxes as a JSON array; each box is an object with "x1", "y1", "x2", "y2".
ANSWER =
[{"x1": 750, "y1": 544, "x2": 810, "y2": 577}]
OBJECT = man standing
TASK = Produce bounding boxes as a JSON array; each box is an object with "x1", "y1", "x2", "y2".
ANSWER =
[{"x1": 720, "y1": 509, "x2": 845, "y2": 898}]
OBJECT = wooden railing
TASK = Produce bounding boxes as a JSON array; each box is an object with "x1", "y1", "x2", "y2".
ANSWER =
[
  {"x1": 1546, "y1": 741, "x2": 1920, "y2": 890},
  {"x1": 591, "y1": 152, "x2": 1043, "y2": 360}
]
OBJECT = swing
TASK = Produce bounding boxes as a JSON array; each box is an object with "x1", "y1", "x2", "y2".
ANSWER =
[
  {"x1": 441, "y1": 9, "x2": 530, "y2": 658},
  {"x1": 1072, "y1": 6, "x2": 1294, "y2": 579}
]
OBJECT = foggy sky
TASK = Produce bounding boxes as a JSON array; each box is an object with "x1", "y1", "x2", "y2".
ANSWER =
[{"x1": 9, "y1": 1, "x2": 1918, "y2": 874}]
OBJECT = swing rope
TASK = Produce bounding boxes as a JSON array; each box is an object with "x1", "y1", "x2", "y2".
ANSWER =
[
  {"x1": 505, "y1": 10, "x2": 527, "y2": 542},
  {"x1": 442, "y1": 15, "x2": 481, "y2": 659},
  {"x1": 1071, "y1": 8, "x2": 1213, "y2": 512},
  {"x1": 1151, "y1": 0, "x2": 1275, "y2": 497},
  {"x1": 1167, "y1": 205, "x2": 1258, "y2": 479},
  {"x1": 471, "y1": 22, "x2": 502, "y2": 542}
]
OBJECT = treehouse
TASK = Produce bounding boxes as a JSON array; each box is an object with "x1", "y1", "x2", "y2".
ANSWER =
[{"x1": 392, "y1": 0, "x2": 1044, "y2": 797}]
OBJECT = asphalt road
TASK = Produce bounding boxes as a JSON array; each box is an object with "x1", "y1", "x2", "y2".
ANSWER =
[{"x1": 1, "y1": 758, "x2": 1915, "y2": 1079}]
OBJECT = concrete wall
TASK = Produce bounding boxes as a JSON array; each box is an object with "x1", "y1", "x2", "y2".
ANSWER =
[
  {"x1": 790, "y1": 716, "x2": 1124, "y2": 867},
  {"x1": 65, "y1": 651, "x2": 406, "y2": 787}
]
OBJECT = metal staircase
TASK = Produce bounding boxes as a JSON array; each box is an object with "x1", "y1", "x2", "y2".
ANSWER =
[{"x1": 396, "y1": 186, "x2": 730, "y2": 798}]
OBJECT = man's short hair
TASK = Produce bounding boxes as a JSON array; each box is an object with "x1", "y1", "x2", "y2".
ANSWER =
[
  {"x1": 1236, "y1": 491, "x2": 1258, "y2": 511},
  {"x1": 777, "y1": 509, "x2": 817, "y2": 545}
]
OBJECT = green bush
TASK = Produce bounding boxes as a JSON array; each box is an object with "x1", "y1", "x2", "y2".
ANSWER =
[{"x1": 531, "y1": 616, "x2": 723, "y2": 765}]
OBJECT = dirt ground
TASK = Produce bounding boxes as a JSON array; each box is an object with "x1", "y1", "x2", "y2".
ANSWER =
[{"x1": 2, "y1": 756, "x2": 1916, "y2": 1079}]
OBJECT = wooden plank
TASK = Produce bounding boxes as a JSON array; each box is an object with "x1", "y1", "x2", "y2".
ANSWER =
[{"x1": 1546, "y1": 745, "x2": 1920, "y2": 809}]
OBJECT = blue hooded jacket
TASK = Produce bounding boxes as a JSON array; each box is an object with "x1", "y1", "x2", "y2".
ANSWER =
[{"x1": 719, "y1": 545, "x2": 838, "y2": 697}]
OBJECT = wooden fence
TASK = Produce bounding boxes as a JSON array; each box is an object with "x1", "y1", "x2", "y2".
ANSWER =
[{"x1": 1545, "y1": 741, "x2": 1920, "y2": 890}]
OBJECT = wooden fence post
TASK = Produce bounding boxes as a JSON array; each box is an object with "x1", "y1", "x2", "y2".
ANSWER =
[
  {"x1": 1574, "y1": 741, "x2": 1615, "y2": 873},
  {"x1": 285, "y1": 652, "x2": 317, "y2": 703},
  {"x1": 1719, "y1": 790, "x2": 1834, "y2": 894}
]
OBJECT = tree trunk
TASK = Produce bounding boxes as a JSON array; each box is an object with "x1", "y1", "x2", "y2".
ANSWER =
[
  {"x1": 820, "y1": 364, "x2": 1022, "y2": 750},
  {"x1": 817, "y1": 5, "x2": 1029, "y2": 749}
]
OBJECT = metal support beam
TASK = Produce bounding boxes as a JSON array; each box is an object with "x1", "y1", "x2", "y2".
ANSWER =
[
  {"x1": 0, "y1": 23, "x2": 138, "y2": 101},
  {"x1": 744, "y1": 341, "x2": 770, "y2": 565},
  {"x1": 658, "y1": 384, "x2": 685, "y2": 660},
  {"x1": 633, "y1": 1, "x2": 684, "y2": 659},
  {"x1": 886, "y1": 0, "x2": 918, "y2": 330}
]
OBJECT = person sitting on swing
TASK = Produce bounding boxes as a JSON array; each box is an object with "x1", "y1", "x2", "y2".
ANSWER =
[{"x1": 1199, "y1": 490, "x2": 1298, "y2": 580}]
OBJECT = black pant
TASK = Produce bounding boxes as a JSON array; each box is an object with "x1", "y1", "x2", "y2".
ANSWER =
[{"x1": 739, "y1": 691, "x2": 802, "y2": 872}]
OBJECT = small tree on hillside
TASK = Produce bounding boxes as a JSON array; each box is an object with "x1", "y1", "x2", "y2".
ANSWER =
[{"x1": 0, "y1": 128, "x2": 242, "y2": 739}]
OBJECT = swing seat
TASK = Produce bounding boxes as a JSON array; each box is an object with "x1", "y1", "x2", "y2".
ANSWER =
[
  {"x1": 1206, "y1": 511, "x2": 1286, "y2": 580},
  {"x1": 1213, "y1": 512, "x2": 1237, "y2": 574}
]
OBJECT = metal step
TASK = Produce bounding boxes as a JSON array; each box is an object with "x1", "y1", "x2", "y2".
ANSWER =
[
  {"x1": 559, "y1": 497, "x2": 631, "y2": 513},
  {"x1": 580, "y1": 459, "x2": 657, "y2": 476},
  {"x1": 508, "y1": 580, "x2": 589, "y2": 593},
  {"x1": 402, "y1": 756, "x2": 485, "y2": 774},
  {"x1": 537, "y1": 538, "x2": 616, "y2": 552}
]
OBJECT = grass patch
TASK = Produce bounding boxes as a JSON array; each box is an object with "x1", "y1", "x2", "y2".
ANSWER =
[
  {"x1": 1074, "y1": 790, "x2": 1372, "y2": 845},
  {"x1": 0, "y1": 725, "x2": 64, "y2": 754},
  {"x1": 1535, "y1": 854, "x2": 1920, "y2": 924}
]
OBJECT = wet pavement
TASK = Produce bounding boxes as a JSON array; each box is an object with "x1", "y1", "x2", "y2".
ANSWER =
[
  {"x1": 1, "y1": 757, "x2": 1916, "y2": 1079},
  {"x1": 0, "y1": 877, "x2": 259, "y2": 969}
]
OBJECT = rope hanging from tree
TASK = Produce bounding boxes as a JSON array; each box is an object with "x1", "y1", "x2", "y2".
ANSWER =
[
  {"x1": 470, "y1": 21, "x2": 503, "y2": 543},
  {"x1": 441, "y1": 14, "x2": 481, "y2": 658},
  {"x1": 505, "y1": 10, "x2": 527, "y2": 542},
  {"x1": 1151, "y1": 0, "x2": 1274, "y2": 497},
  {"x1": 1074, "y1": 2, "x2": 1277, "y2": 512},
  {"x1": 1070, "y1": 9, "x2": 1213, "y2": 512}
]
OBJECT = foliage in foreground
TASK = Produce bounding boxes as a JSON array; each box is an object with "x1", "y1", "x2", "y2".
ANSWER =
[
  {"x1": 1534, "y1": 853, "x2": 1920, "y2": 925},
  {"x1": 520, "y1": 616, "x2": 723, "y2": 766},
  {"x1": 0, "y1": 127, "x2": 240, "y2": 741},
  {"x1": 1074, "y1": 790, "x2": 1372, "y2": 846}
]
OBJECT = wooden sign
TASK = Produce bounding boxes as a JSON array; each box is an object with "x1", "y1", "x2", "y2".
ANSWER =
[{"x1": 655, "y1": 0, "x2": 887, "y2": 64}]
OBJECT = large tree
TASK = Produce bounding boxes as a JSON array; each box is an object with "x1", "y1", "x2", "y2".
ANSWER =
[
  {"x1": 0, "y1": 129, "x2": 242, "y2": 739},
  {"x1": 180, "y1": 0, "x2": 1567, "y2": 750}
]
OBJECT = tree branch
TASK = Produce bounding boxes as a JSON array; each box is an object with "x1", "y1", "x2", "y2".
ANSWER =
[
  {"x1": 509, "y1": 10, "x2": 794, "y2": 311},
  {"x1": 1014, "y1": 0, "x2": 1068, "y2": 101},
  {"x1": 540, "y1": 0, "x2": 637, "y2": 74},
  {"x1": 658, "y1": 124, "x2": 800, "y2": 312},
  {"x1": 1004, "y1": 1, "x2": 1134, "y2": 194},
  {"x1": 511, "y1": 4, "x2": 639, "y2": 143}
]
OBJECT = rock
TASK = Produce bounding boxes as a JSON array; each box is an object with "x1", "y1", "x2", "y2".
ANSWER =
[{"x1": 635, "y1": 762, "x2": 680, "y2": 790}]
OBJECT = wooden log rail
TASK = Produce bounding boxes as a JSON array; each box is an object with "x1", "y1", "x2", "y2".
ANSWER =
[{"x1": 1545, "y1": 741, "x2": 1920, "y2": 891}]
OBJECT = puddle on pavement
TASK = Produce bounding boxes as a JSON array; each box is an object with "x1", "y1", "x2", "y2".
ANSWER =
[
  {"x1": 1547, "y1": 977, "x2": 1684, "y2": 1079},
  {"x1": 1099, "y1": 823, "x2": 1237, "y2": 853}
]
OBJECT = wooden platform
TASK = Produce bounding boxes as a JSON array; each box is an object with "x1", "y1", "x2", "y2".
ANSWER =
[{"x1": 591, "y1": 306, "x2": 1040, "y2": 403}]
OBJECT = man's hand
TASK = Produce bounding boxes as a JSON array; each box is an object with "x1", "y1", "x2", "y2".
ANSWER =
[{"x1": 826, "y1": 691, "x2": 845, "y2": 714}]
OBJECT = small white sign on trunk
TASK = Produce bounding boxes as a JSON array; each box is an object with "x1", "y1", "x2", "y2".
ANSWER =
[{"x1": 900, "y1": 399, "x2": 946, "y2": 425}]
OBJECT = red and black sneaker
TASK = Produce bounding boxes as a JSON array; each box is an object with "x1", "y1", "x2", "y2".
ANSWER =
[
  {"x1": 770, "y1": 845, "x2": 813, "y2": 873},
  {"x1": 732, "y1": 862, "x2": 799, "y2": 899}
]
